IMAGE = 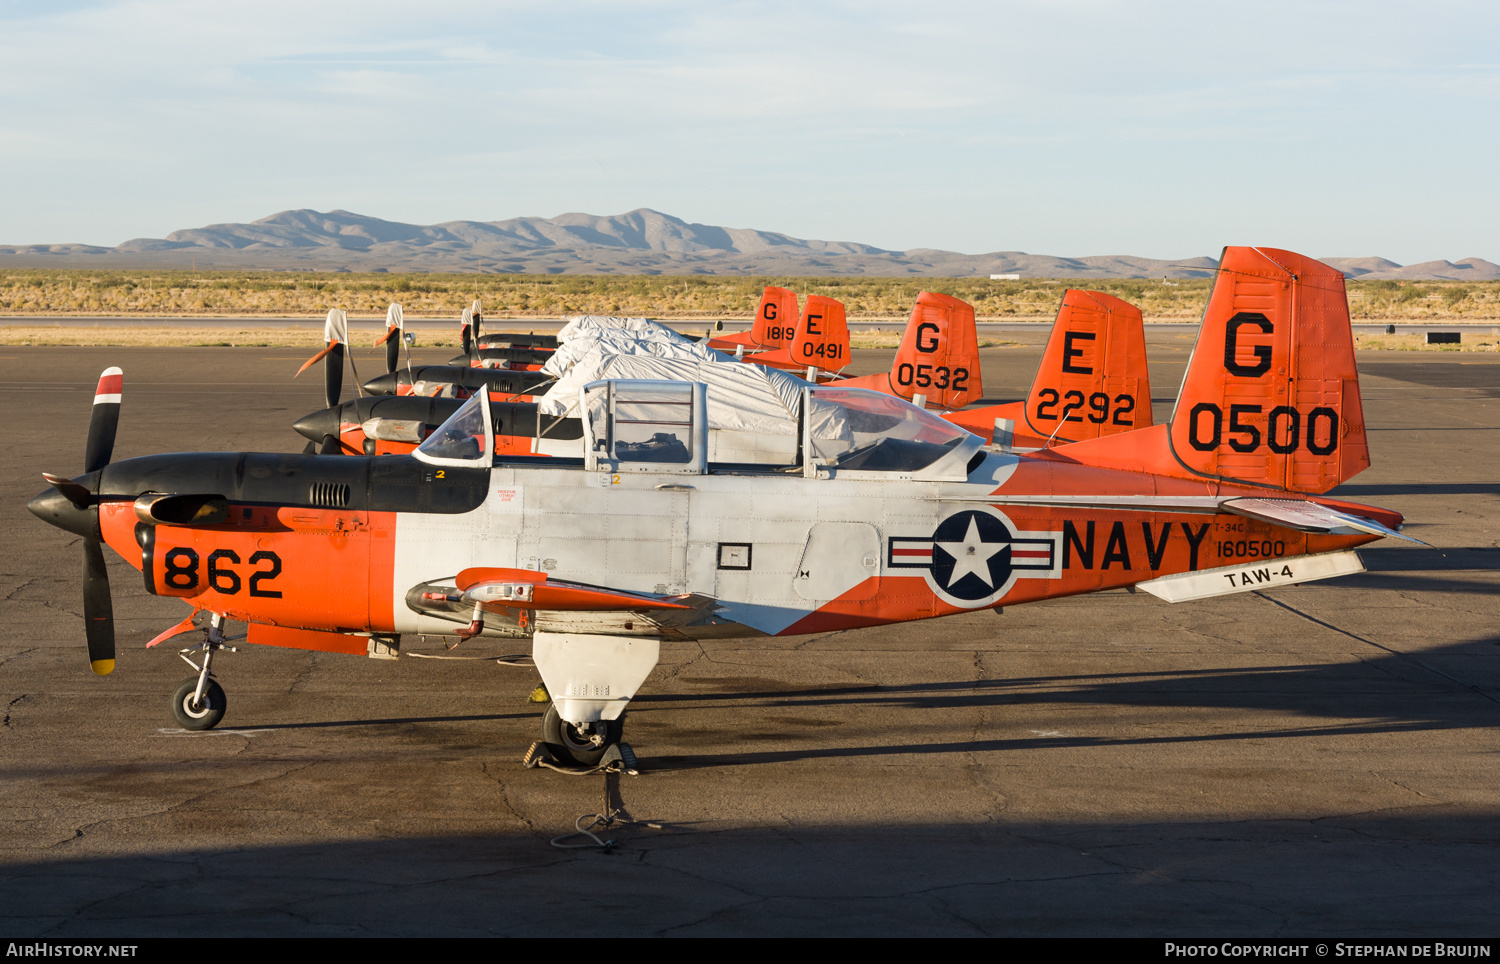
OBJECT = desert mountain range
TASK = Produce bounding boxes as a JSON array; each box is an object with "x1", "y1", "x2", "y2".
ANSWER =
[{"x1": 2, "y1": 208, "x2": 1494, "y2": 280}]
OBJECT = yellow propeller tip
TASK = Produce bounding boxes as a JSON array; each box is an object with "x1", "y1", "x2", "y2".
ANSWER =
[{"x1": 90, "y1": 658, "x2": 115, "y2": 676}]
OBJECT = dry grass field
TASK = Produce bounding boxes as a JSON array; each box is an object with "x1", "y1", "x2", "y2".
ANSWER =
[{"x1": 4, "y1": 270, "x2": 1499, "y2": 321}]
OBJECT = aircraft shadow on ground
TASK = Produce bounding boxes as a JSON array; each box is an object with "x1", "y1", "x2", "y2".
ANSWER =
[
  {"x1": 633, "y1": 634, "x2": 1500, "y2": 771},
  {"x1": 1, "y1": 812, "x2": 1497, "y2": 937}
]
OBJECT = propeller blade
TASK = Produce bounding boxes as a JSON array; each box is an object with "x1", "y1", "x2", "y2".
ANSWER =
[
  {"x1": 42, "y1": 472, "x2": 93, "y2": 509},
  {"x1": 319, "y1": 434, "x2": 344, "y2": 455},
  {"x1": 295, "y1": 342, "x2": 337, "y2": 377},
  {"x1": 82, "y1": 537, "x2": 115, "y2": 675},
  {"x1": 460, "y1": 306, "x2": 474, "y2": 355},
  {"x1": 324, "y1": 342, "x2": 345, "y2": 408},
  {"x1": 83, "y1": 367, "x2": 122, "y2": 474},
  {"x1": 385, "y1": 330, "x2": 400, "y2": 373}
]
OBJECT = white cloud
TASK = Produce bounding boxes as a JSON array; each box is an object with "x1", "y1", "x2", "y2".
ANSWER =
[{"x1": 0, "y1": 0, "x2": 1495, "y2": 259}]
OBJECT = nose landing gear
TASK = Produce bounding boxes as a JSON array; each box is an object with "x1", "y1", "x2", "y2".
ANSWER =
[{"x1": 171, "y1": 613, "x2": 240, "y2": 731}]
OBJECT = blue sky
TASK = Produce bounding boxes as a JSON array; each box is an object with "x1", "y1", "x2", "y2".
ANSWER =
[{"x1": 1, "y1": 0, "x2": 1495, "y2": 262}]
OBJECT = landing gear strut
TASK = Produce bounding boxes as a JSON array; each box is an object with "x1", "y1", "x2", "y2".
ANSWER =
[{"x1": 171, "y1": 613, "x2": 240, "y2": 730}]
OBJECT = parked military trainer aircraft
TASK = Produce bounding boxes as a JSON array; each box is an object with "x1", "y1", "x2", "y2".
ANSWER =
[{"x1": 30, "y1": 247, "x2": 1418, "y2": 767}]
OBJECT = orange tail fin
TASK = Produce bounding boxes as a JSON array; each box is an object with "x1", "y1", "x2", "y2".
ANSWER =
[
  {"x1": 839, "y1": 291, "x2": 982, "y2": 409},
  {"x1": 753, "y1": 286, "x2": 799, "y2": 350},
  {"x1": 889, "y1": 292, "x2": 982, "y2": 409},
  {"x1": 788, "y1": 295, "x2": 850, "y2": 373},
  {"x1": 1060, "y1": 247, "x2": 1369, "y2": 494},
  {"x1": 1020, "y1": 289, "x2": 1152, "y2": 444}
]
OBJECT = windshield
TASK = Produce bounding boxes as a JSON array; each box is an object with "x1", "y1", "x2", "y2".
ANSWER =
[
  {"x1": 416, "y1": 390, "x2": 490, "y2": 462},
  {"x1": 808, "y1": 387, "x2": 973, "y2": 472}
]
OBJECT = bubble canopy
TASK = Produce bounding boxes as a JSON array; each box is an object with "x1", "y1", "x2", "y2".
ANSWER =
[
  {"x1": 806, "y1": 386, "x2": 979, "y2": 474},
  {"x1": 415, "y1": 389, "x2": 491, "y2": 465}
]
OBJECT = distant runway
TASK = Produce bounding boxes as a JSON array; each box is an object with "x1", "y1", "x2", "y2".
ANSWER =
[
  {"x1": 0, "y1": 345, "x2": 1496, "y2": 936},
  {"x1": 3, "y1": 315, "x2": 1497, "y2": 338}
]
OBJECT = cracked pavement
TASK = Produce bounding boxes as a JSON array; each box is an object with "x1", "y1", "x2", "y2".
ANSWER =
[{"x1": 0, "y1": 343, "x2": 1496, "y2": 936}]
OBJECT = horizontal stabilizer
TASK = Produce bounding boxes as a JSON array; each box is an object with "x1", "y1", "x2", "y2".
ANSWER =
[
  {"x1": 1221, "y1": 498, "x2": 1429, "y2": 544},
  {"x1": 1137, "y1": 550, "x2": 1365, "y2": 602}
]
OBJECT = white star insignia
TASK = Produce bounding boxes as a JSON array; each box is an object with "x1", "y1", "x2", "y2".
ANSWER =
[{"x1": 935, "y1": 517, "x2": 1006, "y2": 588}]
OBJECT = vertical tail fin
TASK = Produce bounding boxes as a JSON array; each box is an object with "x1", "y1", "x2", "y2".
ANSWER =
[
  {"x1": 835, "y1": 292, "x2": 982, "y2": 408},
  {"x1": 1021, "y1": 289, "x2": 1152, "y2": 444},
  {"x1": 1167, "y1": 247, "x2": 1367, "y2": 492},
  {"x1": 788, "y1": 295, "x2": 850, "y2": 373},
  {"x1": 1060, "y1": 248, "x2": 1368, "y2": 494},
  {"x1": 752, "y1": 286, "x2": 799, "y2": 350},
  {"x1": 885, "y1": 292, "x2": 983, "y2": 409}
]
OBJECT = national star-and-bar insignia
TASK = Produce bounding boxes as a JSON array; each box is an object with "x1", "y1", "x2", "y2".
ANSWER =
[{"x1": 889, "y1": 508, "x2": 1060, "y2": 607}]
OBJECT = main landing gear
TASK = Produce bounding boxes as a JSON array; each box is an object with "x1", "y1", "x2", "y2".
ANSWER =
[
  {"x1": 526, "y1": 632, "x2": 657, "y2": 772},
  {"x1": 171, "y1": 613, "x2": 240, "y2": 731},
  {"x1": 540, "y1": 704, "x2": 624, "y2": 767}
]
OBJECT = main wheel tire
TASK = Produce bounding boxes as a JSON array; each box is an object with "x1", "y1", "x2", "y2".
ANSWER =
[
  {"x1": 540, "y1": 703, "x2": 622, "y2": 767},
  {"x1": 171, "y1": 677, "x2": 226, "y2": 731}
]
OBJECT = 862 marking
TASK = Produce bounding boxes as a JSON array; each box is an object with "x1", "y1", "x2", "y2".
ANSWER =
[{"x1": 162, "y1": 547, "x2": 283, "y2": 597}]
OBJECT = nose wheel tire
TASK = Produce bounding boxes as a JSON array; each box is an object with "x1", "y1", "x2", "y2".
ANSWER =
[
  {"x1": 171, "y1": 677, "x2": 226, "y2": 730},
  {"x1": 540, "y1": 703, "x2": 622, "y2": 767}
]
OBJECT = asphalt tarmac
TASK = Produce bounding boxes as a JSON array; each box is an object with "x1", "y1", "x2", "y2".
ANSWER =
[{"x1": 1, "y1": 336, "x2": 1497, "y2": 937}]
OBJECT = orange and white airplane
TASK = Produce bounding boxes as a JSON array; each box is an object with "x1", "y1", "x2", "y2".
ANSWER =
[{"x1": 31, "y1": 247, "x2": 1418, "y2": 768}]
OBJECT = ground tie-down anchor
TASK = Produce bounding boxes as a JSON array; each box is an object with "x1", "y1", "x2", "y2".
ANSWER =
[{"x1": 546, "y1": 766, "x2": 654, "y2": 852}]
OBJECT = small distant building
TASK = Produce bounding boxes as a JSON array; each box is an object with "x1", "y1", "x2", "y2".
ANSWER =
[{"x1": 990, "y1": 273, "x2": 1021, "y2": 280}]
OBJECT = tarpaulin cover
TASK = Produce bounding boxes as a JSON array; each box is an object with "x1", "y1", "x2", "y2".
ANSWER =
[
  {"x1": 541, "y1": 327, "x2": 713, "y2": 378},
  {"x1": 537, "y1": 353, "x2": 810, "y2": 436},
  {"x1": 556, "y1": 315, "x2": 679, "y2": 341}
]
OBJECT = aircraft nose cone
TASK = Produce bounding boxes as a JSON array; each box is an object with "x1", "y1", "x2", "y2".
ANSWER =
[
  {"x1": 447, "y1": 353, "x2": 473, "y2": 367},
  {"x1": 28, "y1": 486, "x2": 98, "y2": 538},
  {"x1": 292, "y1": 407, "x2": 340, "y2": 442},
  {"x1": 362, "y1": 372, "x2": 400, "y2": 395}
]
